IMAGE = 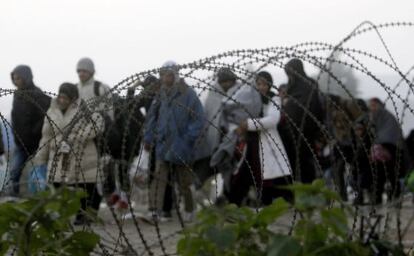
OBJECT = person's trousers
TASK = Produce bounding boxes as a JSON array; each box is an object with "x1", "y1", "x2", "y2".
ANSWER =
[
  {"x1": 261, "y1": 176, "x2": 293, "y2": 205},
  {"x1": 10, "y1": 146, "x2": 28, "y2": 195},
  {"x1": 104, "y1": 159, "x2": 132, "y2": 195},
  {"x1": 332, "y1": 145, "x2": 353, "y2": 201},
  {"x1": 227, "y1": 132, "x2": 261, "y2": 207},
  {"x1": 332, "y1": 159, "x2": 348, "y2": 201},
  {"x1": 149, "y1": 150, "x2": 173, "y2": 213},
  {"x1": 149, "y1": 161, "x2": 194, "y2": 213},
  {"x1": 118, "y1": 160, "x2": 131, "y2": 192},
  {"x1": 102, "y1": 160, "x2": 116, "y2": 196},
  {"x1": 371, "y1": 164, "x2": 400, "y2": 204}
]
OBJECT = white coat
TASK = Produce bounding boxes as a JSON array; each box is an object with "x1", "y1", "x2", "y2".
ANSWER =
[
  {"x1": 34, "y1": 98, "x2": 104, "y2": 184},
  {"x1": 246, "y1": 96, "x2": 291, "y2": 180}
]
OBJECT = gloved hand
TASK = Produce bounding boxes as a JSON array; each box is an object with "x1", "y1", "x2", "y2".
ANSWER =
[{"x1": 59, "y1": 141, "x2": 71, "y2": 154}]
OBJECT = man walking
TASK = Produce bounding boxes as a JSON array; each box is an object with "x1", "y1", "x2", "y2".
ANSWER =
[{"x1": 144, "y1": 61, "x2": 204, "y2": 222}]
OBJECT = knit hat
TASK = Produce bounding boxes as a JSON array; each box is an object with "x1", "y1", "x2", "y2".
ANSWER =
[
  {"x1": 11, "y1": 65, "x2": 33, "y2": 85},
  {"x1": 160, "y1": 61, "x2": 180, "y2": 84},
  {"x1": 217, "y1": 67, "x2": 237, "y2": 84},
  {"x1": 256, "y1": 71, "x2": 273, "y2": 87},
  {"x1": 160, "y1": 60, "x2": 179, "y2": 75},
  {"x1": 58, "y1": 83, "x2": 79, "y2": 101},
  {"x1": 76, "y1": 57, "x2": 95, "y2": 74}
]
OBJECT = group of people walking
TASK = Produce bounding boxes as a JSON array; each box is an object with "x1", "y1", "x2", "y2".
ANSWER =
[{"x1": 3, "y1": 57, "x2": 413, "y2": 225}]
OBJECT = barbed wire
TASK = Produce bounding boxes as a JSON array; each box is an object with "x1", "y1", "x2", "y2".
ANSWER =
[{"x1": 1, "y1": 21, "x2": 414, "y2": 255}]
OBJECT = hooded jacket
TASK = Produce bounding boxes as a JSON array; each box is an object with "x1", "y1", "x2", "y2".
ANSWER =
[
  {"x1": 144, "y1": 78, "x2": 204, "y2": 165},
  {"x1": 11, "y1": 65, "x2": 51, "y2": 156},
  {"x1": 34, "y1": 98, "x2": 104, "y2": 184}
]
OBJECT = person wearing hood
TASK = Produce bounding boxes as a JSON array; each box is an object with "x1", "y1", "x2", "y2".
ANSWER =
[
  {"x1": 369, "y1": 98, "x2": 407, "y2": 203},
  {"x1": 33, "y1": 83, "x2": 104, "y2": 225},
  {"x1": 283, "y1": 58, "x2": 324, "y2": 183},
  {"x1": 9, "y1": 65, "x2": 51, "y2": 196},
  {"x1": 236, "y1": 71, "x2": 292, "y2": 205},
  {"x1": 144, "y1": 61, "x2": 204, "y2": 222}
]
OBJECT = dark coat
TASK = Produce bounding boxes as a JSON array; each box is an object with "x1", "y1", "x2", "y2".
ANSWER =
[
  {"x1": 115, "y1": 93, "x2": 146, "y2": 161},
  {"x1": 284, "y1": 60, "x2": 324, "y2": 143},
  {"x1": 11, "y1": 65, "x2": 51, "y2": 156}
]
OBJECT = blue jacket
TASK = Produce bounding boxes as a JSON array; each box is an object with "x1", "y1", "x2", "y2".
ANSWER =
[{"x1": 144, "y1": 80, "x2": 205, "y2": 165}]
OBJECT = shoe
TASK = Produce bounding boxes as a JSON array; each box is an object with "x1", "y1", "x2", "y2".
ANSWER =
[
  {"x1": 107, "y1": 193, "x2": 120, "y2": 207},
  {"x1": 183, "y1": 211, "x2": 194, "y2": 223},
  {"x1": 116, "y1": 191, "x2": 129, "y2": 210},
  {"x1": 142, "y1": 212, "x2": 157, "y2": 224},
  {"x1": 143, "y1": 211, "x2": 169, "y2": 224},
  {"x1": 74, "y1": 216, "x2": 92, "y2": 226},
  {"x1": 117, "y1": 200, "x2": 129, "y2": 210},
  {"x1": 161, "y1": 211, "x2": 173, "y2": 222}
]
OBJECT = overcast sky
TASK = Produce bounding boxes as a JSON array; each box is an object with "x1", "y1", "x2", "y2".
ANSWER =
[{"x1": 1, "y1": 0, "x2": 414, "y2": 121}]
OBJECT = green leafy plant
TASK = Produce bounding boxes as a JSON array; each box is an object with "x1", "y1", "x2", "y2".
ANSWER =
[
  {"x1": 177, "y1": 179, "x2": 405, "y2": 256},
  {"x1": 178, "y1": 198, "x2": 289, "y2": 256},
  {"x1": 406, "y1": 170, "x2": 414, "y2": 192},
  {"x1": 0, "y1": 187, "x2": 100, "y2": 256}
]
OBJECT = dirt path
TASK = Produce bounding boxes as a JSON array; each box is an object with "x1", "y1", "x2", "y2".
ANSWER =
[{"x1": 90, "y1": 197, "x2": 414, "y2": 256}]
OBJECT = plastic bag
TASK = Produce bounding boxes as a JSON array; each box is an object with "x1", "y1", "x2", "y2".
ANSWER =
[
  {"x1": 129, "y1": 149, "x2": 150, "y2": 189},
  {"x1": 28, "y1": 165, "x2": 47, "y2": 194}
]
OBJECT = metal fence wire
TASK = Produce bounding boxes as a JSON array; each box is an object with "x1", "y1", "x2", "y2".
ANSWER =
[{"x1": 1, "y1": 21, "x2": 414, "y2": 255}]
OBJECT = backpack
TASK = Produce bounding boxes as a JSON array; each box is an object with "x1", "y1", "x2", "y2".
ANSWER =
[{"x1": 93, "y1": 81, "x2": 122, "y2": 159}]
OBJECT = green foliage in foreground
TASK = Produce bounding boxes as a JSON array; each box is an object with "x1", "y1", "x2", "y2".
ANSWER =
[
  {"x1": 178, "y1": 179, "x2": 405, "y2": 256},
  {"x1": 0, "y1": 188, "x2": 100, "y2": 256}
]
